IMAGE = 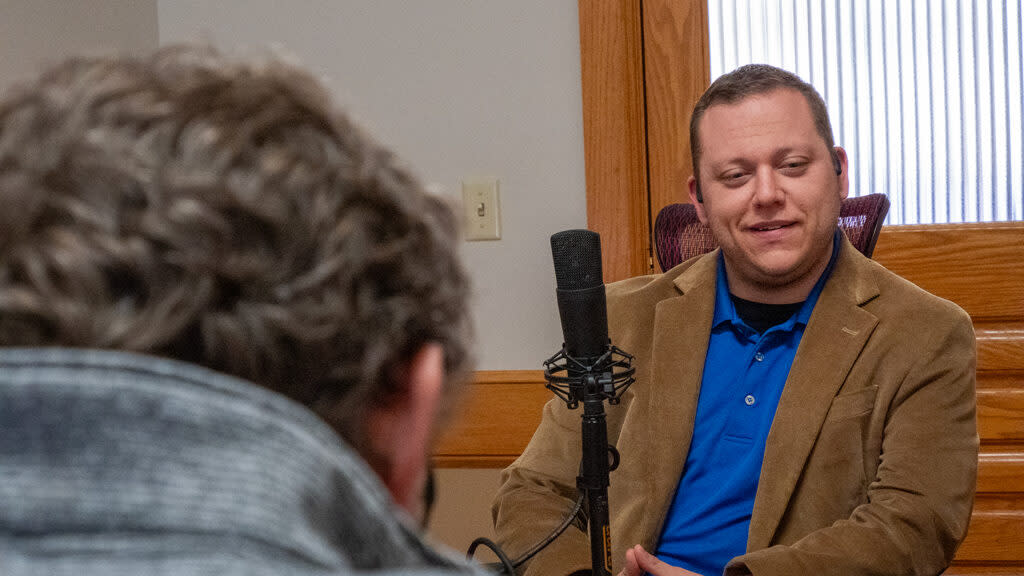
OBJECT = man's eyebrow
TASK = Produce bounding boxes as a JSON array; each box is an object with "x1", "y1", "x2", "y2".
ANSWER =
[
  {"x1": 707, "y1": 155, "x2": 751, "y2": 169},
  {"x1": 773, "y1": 146, "x2": 803, "y2": 157},
  {"x1": 770, "y1": 146, "x2": 820, "y2": 162},
  {"x1": 708, "y1": 147, "x2": 805, "y2": 169}
]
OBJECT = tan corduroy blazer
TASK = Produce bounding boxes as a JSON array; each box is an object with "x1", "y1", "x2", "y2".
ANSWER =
[{"x1": 493, "y1": 238, "x2": 978, "y2": 576}]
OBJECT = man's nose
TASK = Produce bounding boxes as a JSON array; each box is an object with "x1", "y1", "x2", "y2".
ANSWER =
[{"x1": 752, "y1": 167, "x2": 784, "y2": 205}]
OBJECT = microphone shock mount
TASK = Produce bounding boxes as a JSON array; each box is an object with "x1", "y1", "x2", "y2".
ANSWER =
[{"x1": 542, "y1": 343, "x2": 635, "y2": 576}]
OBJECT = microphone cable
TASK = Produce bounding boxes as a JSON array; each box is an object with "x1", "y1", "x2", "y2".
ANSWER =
[
  {"x1": 466, "y1": 537, "x2": 515, "y2": 575},
  {"x1": 467, "y1": 491, "x2": 586, "y2": 575}
]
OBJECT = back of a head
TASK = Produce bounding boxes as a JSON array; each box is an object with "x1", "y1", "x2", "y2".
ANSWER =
[{"x1": 0, "y1": 45, "x2": 472, "y2": 454}]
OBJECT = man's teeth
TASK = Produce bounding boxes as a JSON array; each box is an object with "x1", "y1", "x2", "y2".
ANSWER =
[{"x1": 756, "y1": 224, "x2": 784, "y2": 231}]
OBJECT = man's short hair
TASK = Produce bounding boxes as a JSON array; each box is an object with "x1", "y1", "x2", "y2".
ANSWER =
[
  {"x1": 0, "y1": 45, "x2": 472, "y2": 456},
  {"x1": 689, "y1": 64, "x2": 836, "y2": 201}
]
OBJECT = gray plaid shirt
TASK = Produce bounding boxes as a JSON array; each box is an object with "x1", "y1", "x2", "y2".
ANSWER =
[{"x1": 0, "y1": 348, "x2": 487, "y2": 576}]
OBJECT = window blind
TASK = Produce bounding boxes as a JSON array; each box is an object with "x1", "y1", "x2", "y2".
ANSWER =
[{"x1": 708, "y1": 0, "x2": 1023, "y2": 224}]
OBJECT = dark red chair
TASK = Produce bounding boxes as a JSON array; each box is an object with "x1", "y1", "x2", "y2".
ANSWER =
[{"x1": 653, "y1": 193, "x2": 890, "y2": 271}]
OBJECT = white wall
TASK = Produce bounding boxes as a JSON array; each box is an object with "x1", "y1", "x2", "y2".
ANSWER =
[
  {"x1": 0, "y1": 0, "x2": 158, "y2": 94},
  {"x1": 158, "y1": 0, "x2": 587, "y2": 370}
]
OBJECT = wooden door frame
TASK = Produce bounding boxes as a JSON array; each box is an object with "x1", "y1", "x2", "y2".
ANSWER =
[{"x1": 578, "y1": 0, "x2": 710, "y2": 282}]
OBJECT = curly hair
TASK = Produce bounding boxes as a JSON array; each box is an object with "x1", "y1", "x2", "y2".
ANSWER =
[
  {"x1": 689, "y1": 64, "x2": 837, "y2": 201},
  {"x1": 0, "y1": 45, "x2": 472, "y2": 456}
]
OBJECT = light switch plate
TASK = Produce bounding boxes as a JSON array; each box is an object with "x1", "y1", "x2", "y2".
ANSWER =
[{"x1": 463, "y1": 178, "x2": 500, "y2": 241}]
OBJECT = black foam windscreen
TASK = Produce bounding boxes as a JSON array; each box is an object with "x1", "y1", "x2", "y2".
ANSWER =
[
  {"x1": 551, "y1": 230, "x2": 608, "y2": 362},
  {"x1": 552, "y1": 229, "x2": 603, "y2": 291}
]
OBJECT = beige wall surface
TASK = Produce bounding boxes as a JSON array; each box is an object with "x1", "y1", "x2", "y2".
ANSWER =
[
  {"x1": 429, "y1": 468, "x2": 503, "y2": 555},
  {"x1": 158, "y1": 0, "x2": 587, "y2": 371},
  {"x1": 0, "y1": 0, "x2": 158, "y2": 94}
]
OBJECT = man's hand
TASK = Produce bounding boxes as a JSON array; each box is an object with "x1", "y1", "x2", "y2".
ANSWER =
[{"x1": 618, "y1": 545, "x2": 701, "y2": 576}]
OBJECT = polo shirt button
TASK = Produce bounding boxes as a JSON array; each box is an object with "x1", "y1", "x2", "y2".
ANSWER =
[
  {"x1": 744, "y1": 394, "x2": 756, "y2": 406},
  {"x1": 754, "y1": 352, "x2": 765, "y2": 362}
]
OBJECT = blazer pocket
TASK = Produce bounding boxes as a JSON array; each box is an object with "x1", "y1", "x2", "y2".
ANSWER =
[{"x1": 825, "y1": 385, "x2": 879, "y2": 422}]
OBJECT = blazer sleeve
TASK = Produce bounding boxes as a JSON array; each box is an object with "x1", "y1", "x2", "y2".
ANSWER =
[
  {"x1": 726, "y1": 307, "x2": 978, "y2": 576},
  {"x1": 490, "y1": 394, "x2": 593, "y2": 576}
]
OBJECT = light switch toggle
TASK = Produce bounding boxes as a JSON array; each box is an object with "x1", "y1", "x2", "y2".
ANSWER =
[{"x1": 463, "y1": 178, "x2": 501, "y2": 241}]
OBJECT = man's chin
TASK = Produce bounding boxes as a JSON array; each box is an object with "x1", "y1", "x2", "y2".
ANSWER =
[
  {"x1": 748, "y1": 254, "x2": 803, "y2": 281},
  {"x1": 747, "y1": 260, "x2": 814, "y2": 292}
]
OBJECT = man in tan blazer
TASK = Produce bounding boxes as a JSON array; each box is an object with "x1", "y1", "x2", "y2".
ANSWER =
[{"x1": 492, "y1": 65, "x2": 977, "y2": 576}]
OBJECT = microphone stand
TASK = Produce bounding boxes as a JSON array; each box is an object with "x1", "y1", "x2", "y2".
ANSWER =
[
  {"x1": 544, "y1": 345, "x2": 634, "y2": 576},
  {"x1": 580, "y1": 374, "x2": 614, "y2": 576}
]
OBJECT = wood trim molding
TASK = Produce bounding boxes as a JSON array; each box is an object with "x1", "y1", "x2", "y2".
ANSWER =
[
  {"x1": 578, "y1": 0, "x2": 711, "y2": 280},
  {"x1": 579, "y1": 0, "x2": 649, "y2": 282},
  {"x1": 872, "y1": 222, "x2": 1024, "y2": 324},
  {"x1": 641, "y1": 0, "x2": 709, "y2": 247},
  {"x1": 433, "y1": 370, "x2": 548, "y2": 468}
]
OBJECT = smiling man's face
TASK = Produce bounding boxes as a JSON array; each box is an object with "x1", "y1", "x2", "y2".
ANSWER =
[{"x1": 689, "y1": 87, "x2": 849, "y2": 304}]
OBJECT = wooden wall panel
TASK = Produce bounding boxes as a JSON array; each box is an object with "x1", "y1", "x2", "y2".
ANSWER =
[
  {"x1": 977, "y1": 327, "x2": 1024, "y2": 371},
  {"x1": 954, "y1": 495, "x2": 1024, "y2": 564},
  {"x1": 976, "y1": 451, "x2": 1024, "y2": 493},
  {"x1": 872, "y1": 222, "x2": 1024, "y2": 323},
  {"x1": 875, "y1": 223, "x2": 1024, "y2": 573},
  {"x1": 944, "y1": 567, "x2": 1024, "y2": 575},
  {"x1": 977, "y1": 389, "x2": 1024, "y2": 441},
  {"x1": 641, "y1": 0, "x2": 709, "y2": 244},
  {"x1": 579, "y1": 0, "x2": 650, "y2": 282},
  {"x1": 579, "y1": 0, "x2": 711, "y2": 280},
  {"x1": 434, "y1": 370, "x2": 547, "y2": 468}
]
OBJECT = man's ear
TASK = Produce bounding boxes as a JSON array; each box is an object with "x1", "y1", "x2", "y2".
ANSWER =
[
  {"x1": 365, "y1": 343, "x2": 444, "y2": 521},
  {"x1": 834, "y1": 146, "x2": 850, "y2": 200},
  {"x1": 688, "y1": 175, "x2": 709, "y2": 224}
]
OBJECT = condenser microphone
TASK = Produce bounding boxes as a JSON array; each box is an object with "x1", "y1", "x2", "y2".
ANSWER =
[
  {"x1": 551, "y1": 229, "x2": 609, "y2": 370},
  {"x1": 544, "y1": 229, "x2": 634, "y2": 576},
  {"x1": 545, "y1": 229, "x2": 634, "y2": 406}
]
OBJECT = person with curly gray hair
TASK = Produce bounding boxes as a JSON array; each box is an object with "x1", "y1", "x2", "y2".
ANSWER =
[{"x1": 0, "y1": 45, "x2": 484, "y2": 575}]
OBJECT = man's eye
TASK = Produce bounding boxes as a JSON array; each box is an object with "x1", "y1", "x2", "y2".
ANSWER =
[
  {"x1": 780, "y1": 161, "x2": 808, "y2": 174},
  {"x1": 719, "y1": 171, "x2": 750, "y2": 187}
]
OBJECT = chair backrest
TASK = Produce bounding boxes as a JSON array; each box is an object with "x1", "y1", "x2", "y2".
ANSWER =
[{"x1": 653, "y1": 192, "x2": 891, "y2": 271}]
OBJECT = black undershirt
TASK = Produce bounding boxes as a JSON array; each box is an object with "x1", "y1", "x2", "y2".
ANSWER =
[{"x1": 729, "y1": 294, "x2": 804, "y2": 333}]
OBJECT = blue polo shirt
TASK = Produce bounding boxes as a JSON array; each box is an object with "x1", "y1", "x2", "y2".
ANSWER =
[{"x1": 654, "y1": 233, "x2": 840, "y2": 576}]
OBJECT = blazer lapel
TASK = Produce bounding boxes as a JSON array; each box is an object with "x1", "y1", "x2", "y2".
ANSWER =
[
  {"x1": 636, "y1": 253, "x2": 718, "y2": 548},
  {"x1": 747, "y1": 242, "x2": 881, "y2": 551}
]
